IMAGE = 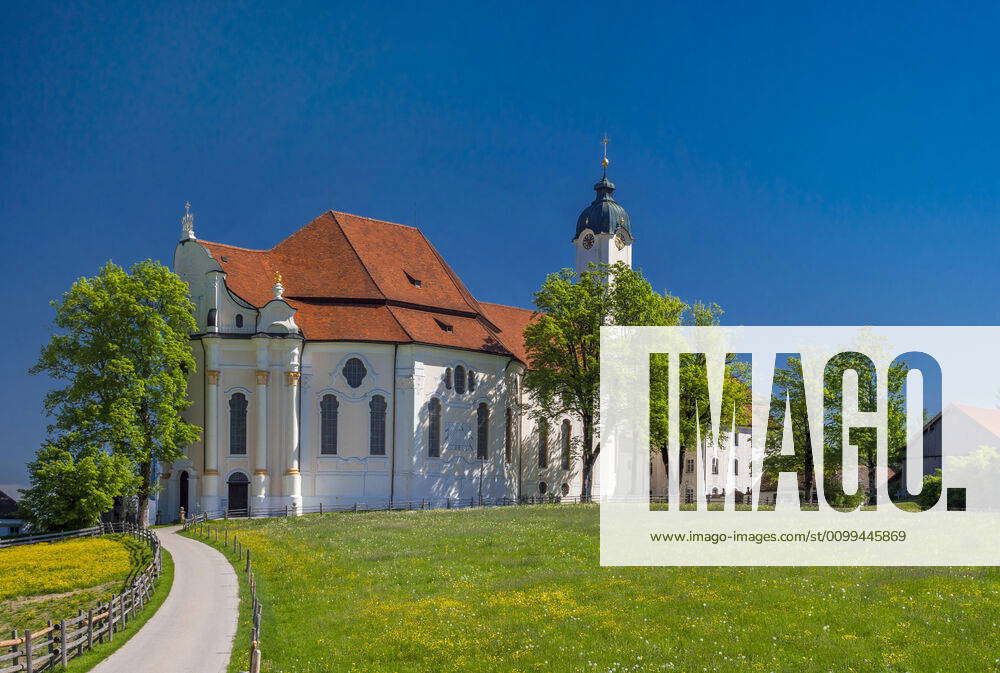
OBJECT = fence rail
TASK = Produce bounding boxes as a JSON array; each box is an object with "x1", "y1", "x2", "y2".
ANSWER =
[
  {"x1": 184, "y1": 494, "x2": 592, "y2": 523},
  {"x1": 0, "y1": 524, "x2": 162, "y2": 673},
  {"x1": 0, "y1": 526, "x2": 104, "y2": 549}
]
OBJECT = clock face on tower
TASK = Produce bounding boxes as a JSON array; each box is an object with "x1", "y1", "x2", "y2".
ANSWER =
[
  {"x1": 582, "y1": 233, "x2": 595, "y2": 250},
  {"x1": 614, "y1": 232, "x2": 626, "y2": 250}
]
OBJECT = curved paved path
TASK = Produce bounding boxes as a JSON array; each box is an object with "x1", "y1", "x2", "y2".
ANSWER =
[{"x1": 91, "y1": 526, "x2": 239, "y2": 673}]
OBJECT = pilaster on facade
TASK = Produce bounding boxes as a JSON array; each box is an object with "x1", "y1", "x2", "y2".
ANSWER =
[
  {"x1": 392, "y1": 355, "x2": 419, "y2": 503},
  {"x1": 253, "y1": 366, "x2": 270, "y2": 509},
  {"x1": 283, "y1": 363, "x2": 303, "y2": 511}
]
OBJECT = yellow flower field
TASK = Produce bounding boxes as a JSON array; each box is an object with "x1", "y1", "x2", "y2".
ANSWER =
[{"x1": 0, "y1": 537, "x2": 133, "y2": 601}]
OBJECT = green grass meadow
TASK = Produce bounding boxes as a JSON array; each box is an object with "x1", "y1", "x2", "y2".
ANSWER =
[{"x1": 190, "y1": 505, "x2": 999, "y2": 673}]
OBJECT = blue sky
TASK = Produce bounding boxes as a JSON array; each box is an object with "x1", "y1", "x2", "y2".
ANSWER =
[{"x1": 3, "y1": 1, "x2": 1000, "y2": 492}]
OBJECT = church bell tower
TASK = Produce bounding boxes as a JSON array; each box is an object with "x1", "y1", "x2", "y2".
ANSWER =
[{"x1": 572, "y1": 135, "x2": 634, "y2": 273}]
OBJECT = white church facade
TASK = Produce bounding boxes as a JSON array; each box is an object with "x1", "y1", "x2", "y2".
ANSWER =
[{"x1": 156, "y1": 166, "x2": 635, "y2": 520}]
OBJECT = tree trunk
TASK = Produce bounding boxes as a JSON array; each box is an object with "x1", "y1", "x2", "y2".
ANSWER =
[
  {"x1": 802, "y1": 421, "x2": 815, "y2": 505},
  {"x1": 658, "y1": 445, "x2": 669, "y2": 502},
  {"x1": 867, "y1": 454, "x2": 877, "y2": 507},
  {"x1": 136, "y1": 460, "x2": 152, "y2": 528},
  {"x1": 581, "y1": 461, "x2": 593, "y2": 502},
  {"x1": 580, "y1": 415, "x2": 597, "y2": 502}
]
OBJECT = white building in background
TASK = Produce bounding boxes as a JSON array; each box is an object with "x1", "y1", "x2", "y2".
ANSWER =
[
  {"x1": 156, "y1": 163, "x2": 636, "y2": 521},
  {"x1": 0, "y1": 490, "x2": 23, "y2": 536},
  {"x1": 649, "y1": 425, "x2": 762, "y2": 505}
]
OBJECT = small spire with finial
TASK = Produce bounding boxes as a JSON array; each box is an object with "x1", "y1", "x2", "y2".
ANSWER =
[
  {"x1": 181, "y1": 201, "x2": 196, "y2": 240},
  {"x1": 272, "y1": 270, "x2": 284, "y2": 300},
  {"x1": 601, "y1": 133, "x2": 610, "y2": 175}
]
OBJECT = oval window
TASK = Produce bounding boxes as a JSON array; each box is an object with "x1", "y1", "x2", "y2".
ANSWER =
[{"x1": 343, "y1": 358, "x2": 367, "y2": 388}]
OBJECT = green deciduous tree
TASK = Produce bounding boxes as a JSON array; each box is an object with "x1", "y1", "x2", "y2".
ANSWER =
[
  {"x1": 649, "y1": 308, "x2": 751, "y2": 498},
  {"x1": 18, "y1": 441, "x2": 137, "y2": 531},
  {"x1": 27, "y1": 260, "x2": 199, "y2": 526},
  {"x1": 522, "y1": 262, "x2": 687, "y2": 500},
  {"x1": 763, "y1": 352, "x2": 907, "y2": 507}
]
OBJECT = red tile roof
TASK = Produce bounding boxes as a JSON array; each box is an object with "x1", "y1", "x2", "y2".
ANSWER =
[{"x1": 198, "y1": 211, "x2": 539, "y2": 362}]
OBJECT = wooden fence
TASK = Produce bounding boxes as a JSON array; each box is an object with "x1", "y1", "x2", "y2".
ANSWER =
[
  {"x1": 0, "y1": 524, "x2": 162, "y2": 673},
  {"x1": 191, "y1": 493, "x2": 592, "y2": 522},
  {"x1": 182, "y1": 515, "x2": 262, "y2": 673},
  {"x1": 0, "y1": 526, "x2": 104, "y2": 549}
]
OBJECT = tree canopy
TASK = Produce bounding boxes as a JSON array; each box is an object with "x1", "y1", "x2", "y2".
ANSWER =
[
  {"x1": 523, "y1": 262, "x2": 720, "y2": 500},
  {"x1": 24, "y1": 260, "x2": 199, "y2": 528}
]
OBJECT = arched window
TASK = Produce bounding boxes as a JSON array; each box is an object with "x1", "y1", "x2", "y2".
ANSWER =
[
  {"x1": 538, "y1": 418, "x2": 549, "y2": 468},
  {"x1": 538, "y1": 481, "x2": 548, "y2": 495},
  {"x1": 428, "y1": 397, "x2": 441, "y2": 458},
  {"x1": 369, "y1": 394, "x2": 387, "y2": 455},
  {"x1": 207, "y1": 308, "x2": 217, "y2": 327},
  {"x1": 455, "y1": 365, "x2": 466, "y2": 394},
  {"x1": 320, "y1": 395, "x2": 339, "y2": 455},
  {"x1": 504, "y1": 407, "x2": 513, "y2": 464},
  {"x1": 229, "y1": 393, "x2": 247, "y2": 454},
  {"x1": 734, "y1": 458, "x2": 739, "y2": 475},
  {"x1": 343, "y1": 358, "x2": 367, "y2": 388},
  {"x1": 467, "y1": 370, "x2": 476, "y2": 392},
  {"x1": 711, "y1": 457, "x2": 719, "y2": 475},
  {"x1": 561, "y1": 482, "x2": 570, "y2": 496},
  {"x1": 476, "y1": 403, "x2": 489, "y2": 459},
  {"x1": 444, "y1": 368, "x2": 452, "y2": 390},
  {"x1": 235, "y1": 313, "x2": 244, "y2": 328},
  {"x1": 560, "y1": 420, "x2": 571, "y2": 470}
]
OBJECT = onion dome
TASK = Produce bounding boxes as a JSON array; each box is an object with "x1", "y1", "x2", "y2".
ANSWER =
[{"x1": 575, "y1": 174, "x2": 631, "y2": 239}]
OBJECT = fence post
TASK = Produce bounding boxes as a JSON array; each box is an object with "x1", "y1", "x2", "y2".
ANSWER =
[
  {"x1": 319, "y1": 502, "x2": 323, "y2": 514},
  {"x1": 107, "y1": 598, "x2": 115, "y2": 643},
  {"x1": 59, "y1": 619, "x2": 67, "y2": 667},
  {"x1": 23, "y1": 629, "x2": 32, "y2": 673},
  {"x1": 87, "y1": 609, "x2": 94, "y2": 650},
  {"x1": 245, "y1": 548, "x2": 251, "y2": 572},
  {"x1": 250, "y1": 639, "x2": 261, "y2": 673}
]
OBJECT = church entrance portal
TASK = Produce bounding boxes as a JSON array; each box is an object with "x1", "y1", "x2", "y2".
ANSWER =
[
  {"x1": 179, "y1": 471, "x2": 189, "y2": 518},
  {"x1": 227, "y1": 472, "x2": 249, "y2": 512}
]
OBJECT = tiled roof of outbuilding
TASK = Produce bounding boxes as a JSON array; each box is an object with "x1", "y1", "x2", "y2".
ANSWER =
[{"x1": 198, "y1": 211, "x2": 538, "y2": 363}]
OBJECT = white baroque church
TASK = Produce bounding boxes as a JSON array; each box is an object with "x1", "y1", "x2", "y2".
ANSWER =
[{"x1": 156, "y1": 164, "x2": 635, "y2": 520}]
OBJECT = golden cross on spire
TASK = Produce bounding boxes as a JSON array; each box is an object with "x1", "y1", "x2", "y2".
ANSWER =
[{"x1": 601, "y1": 134, "x2": 610, "y2": 171}]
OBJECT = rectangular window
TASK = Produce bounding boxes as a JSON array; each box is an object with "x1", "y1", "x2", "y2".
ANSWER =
[
  {"x1": 370, "y1": 395, "x2": 387, "y2": 455},
  {"x1": 685, "y1": 458, "x2": 694, "y2": 474},
  {"x1": 321, "y1": 395, "x2": 338, "y2": 455}
]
